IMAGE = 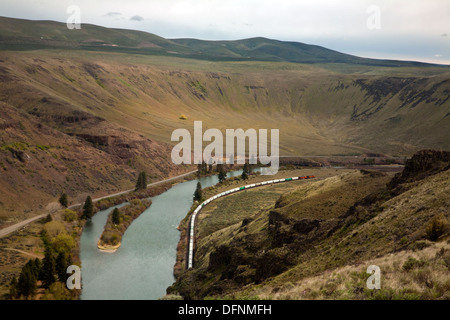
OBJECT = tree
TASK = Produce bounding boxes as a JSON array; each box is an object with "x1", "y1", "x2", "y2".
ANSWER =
[
  {"x1": 112, "y1": 208, "x2": 120, "y2": 225},
  {"x1": 242, "y1": 162, "x2": 250, "y2": 180},
  {"x1": 56, "y1": 251, "x2": 72, "y2": 283},
  {"x1": 135, "y1": 172, "x2": 147, "y2": 191},
  {"x1": 17, "y1": 265, "x2": 36, "y2": 298},
  {"x1": 82, "y1": 196, "x2": 94, "y2": 220},
  {"x1": 218, "y1": 165, "x2": 227, "y2": 183},
  {"x1": 193, "y1": 182, "x2": 202, "y2": 202},
  {"x1": 40, "y1": 247, "x2": 56, "y2": 289},
  {"x1": 59, "y1": 193, "x2": 68, "y2": 208}
]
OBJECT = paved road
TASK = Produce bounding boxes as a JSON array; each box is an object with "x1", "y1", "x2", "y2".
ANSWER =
[{"x1": 0, "y1": 169, "x2": 198, "y2": 239}]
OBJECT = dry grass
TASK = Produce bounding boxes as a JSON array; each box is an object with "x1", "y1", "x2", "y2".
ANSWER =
[{"x1": 251, "y1": 241, "x2": 450, "y2": 300}]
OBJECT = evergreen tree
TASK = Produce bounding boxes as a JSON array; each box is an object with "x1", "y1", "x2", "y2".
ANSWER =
[
  {"x1": 17, "y1": 264, "x2": 36, "y2": 298},
  {"x1": 201, "y1": 161, "x2": 206, "y2": 175},
  {"x1": 25, "y1": 259, "x2": 41, "y2": 280},
  {"x1": 193, "y1": 182, "x2": 202, "y2": 202},
  {"x1": 56, "y1": 251, "x2": 71, "y2": 283},
  {"x1": 242, "y1": 162, "x2": 250, "y2": 180},
  {"x1": 112, "y1": 208, "x2": 120, "y2": 225},
  {"x1": 33, "y1": 258, "x2": 42, "y2": 277},
  {"x1": 218, "y1": 166, "x2": 227, "y2": 183},
  {"x1": 40, "y1": 247, "x2": 56, "y2": 289},
  {"x1": 82, "y1": 196, "x2": 94, "y2": 220},
  {"x1": 59, "y1": 193, "x2": 68, "y2": 208},
  {"x1": 135, "y1": 172, "x2": 148, "y2": 191}
]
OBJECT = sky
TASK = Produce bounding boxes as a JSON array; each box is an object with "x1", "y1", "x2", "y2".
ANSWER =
[{"x1": 1, "y1": 0, "x2": 449, "y2": 64}]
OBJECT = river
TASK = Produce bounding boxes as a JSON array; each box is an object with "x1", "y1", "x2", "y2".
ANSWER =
[{"x1": 80, "y1": 169, "x2": 247, "y2": 300}]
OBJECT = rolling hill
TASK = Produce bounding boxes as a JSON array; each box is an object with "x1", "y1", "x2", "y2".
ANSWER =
[{"x1": 0, "y1": 16, "x2": 445, "y2": 67}]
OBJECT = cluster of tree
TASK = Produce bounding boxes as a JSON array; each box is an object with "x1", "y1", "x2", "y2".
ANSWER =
[
  {"x1": 197, "y1": 161, "x2": 212, "y2": 176},
  {"x1": 9, "y1": 224, "x2": 75, "y2": 299},
  {"x1": 135, "y1": 171, "x2": 148, "y2": 191},
  {"x1": 9, "y1": 259, "x2": 40, "y2": 298}
]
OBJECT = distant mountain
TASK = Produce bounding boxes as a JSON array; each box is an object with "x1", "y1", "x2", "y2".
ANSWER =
[{"x1": 0, "y1": 16, "x2": 443, "y2": 67}]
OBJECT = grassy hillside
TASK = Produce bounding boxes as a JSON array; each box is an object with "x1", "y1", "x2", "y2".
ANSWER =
[{"x1": 169, "y1": 151, "x2": 450, "y2": 299}]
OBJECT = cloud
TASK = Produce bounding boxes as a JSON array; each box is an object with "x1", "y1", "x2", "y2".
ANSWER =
[
  {"x1": 105, "y1": 12, "x2": 122, "y2": 18},
  {"x1": 130, "y1": 15, "x2": 144, "y2": 21}
]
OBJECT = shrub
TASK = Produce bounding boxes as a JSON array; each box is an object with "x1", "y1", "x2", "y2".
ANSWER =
[
  {"x1": 425, "y1": 215, "x2": 448, "y2": 241},
  {"x1": 63, "y1": 209, "x2": 78, "y2": 222},
  {"x1": 50, "y1": 233, "x2": 76, "y2": 254},
  {"x1": 44, "y1": 221, "x2": 66, "y2": 238},
  {"x1": 402, "y1": 256, "x2": 425, "y2": 272}
]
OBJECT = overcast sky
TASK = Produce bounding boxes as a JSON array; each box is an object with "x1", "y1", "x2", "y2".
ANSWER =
[{"x1": 1, "y1": 0, "x2": 449, "y2": 64}]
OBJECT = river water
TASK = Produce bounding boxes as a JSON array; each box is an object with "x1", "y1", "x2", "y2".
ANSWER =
[{"x1": 80, "y1": 169, "x2": 246, "y2": 300}]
